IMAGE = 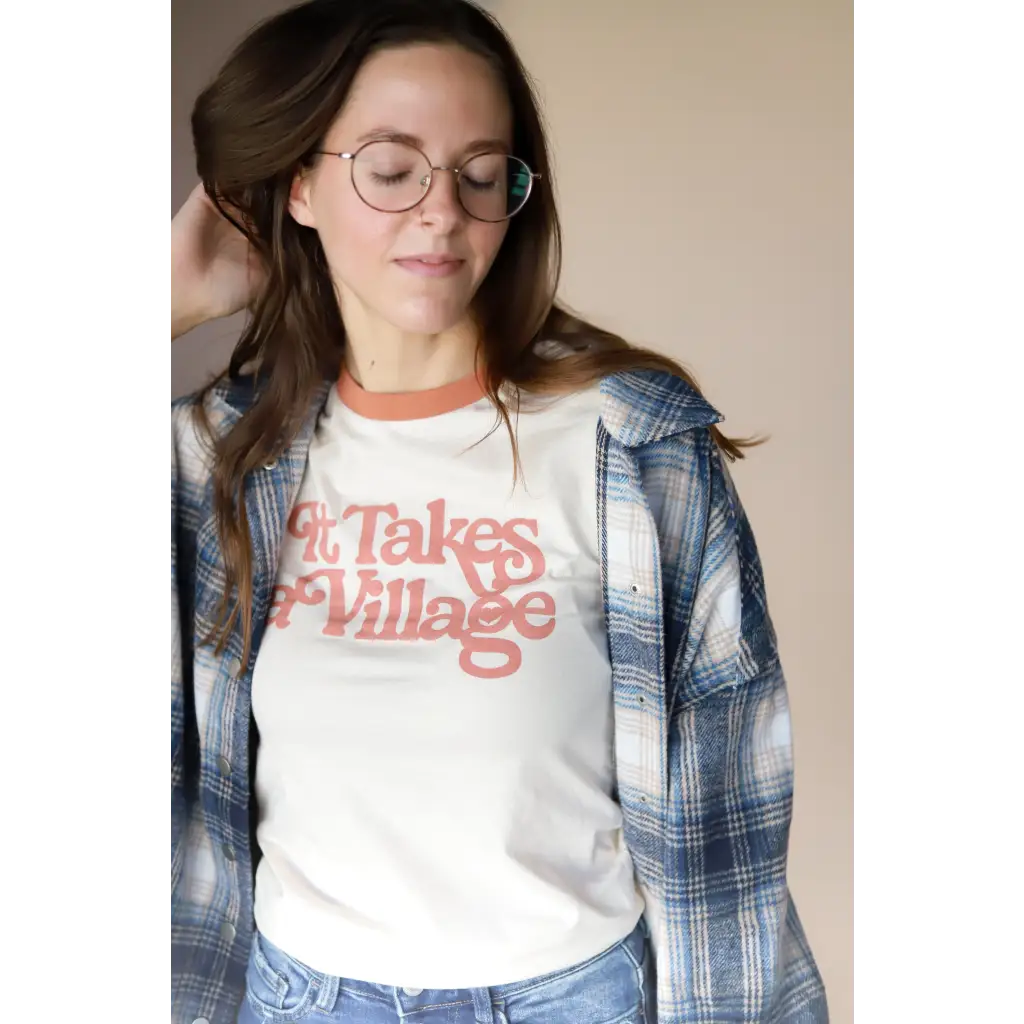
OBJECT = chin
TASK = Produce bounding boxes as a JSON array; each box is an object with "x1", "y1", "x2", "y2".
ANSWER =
[{"x1": 386, "y1": 297, "x2": 474, "y2": 336}]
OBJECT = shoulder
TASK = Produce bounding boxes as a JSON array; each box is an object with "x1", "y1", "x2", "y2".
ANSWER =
[
  {"x1": 171, "y1": 379, "x2": 233, "y2": 497},
  {"x1": 606, "y1": 371, "x2": 755, "y2": 603},
  {"x1": 599, "y1": 368, "x2": 722, "y2": 448},
  {"x1": 171, "y1": 373, "x2": 260, "y2": 436},
  {"x1": 599, "y1": 367, "x2": 724, "y2": 503},
  {"x1": 170, "y1": 373, "x2": 264, "y2": 484},
  {"x1": 171, "y1": 374, "x2": 333, "y2": 500}
]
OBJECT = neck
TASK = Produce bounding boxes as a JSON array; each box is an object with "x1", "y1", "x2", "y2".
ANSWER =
[{"x1": 341, "y1": 303, "x2": 480, "y2": 394}]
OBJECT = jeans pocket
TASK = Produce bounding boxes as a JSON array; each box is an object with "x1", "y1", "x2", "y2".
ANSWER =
[{"x1": 244, "y1": 931, "x2": 319, "y2": 1022}]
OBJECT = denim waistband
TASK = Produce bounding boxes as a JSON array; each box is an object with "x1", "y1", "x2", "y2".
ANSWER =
[{"x1": 246, "y1": 914, "x2": 650, "y2": 1023}]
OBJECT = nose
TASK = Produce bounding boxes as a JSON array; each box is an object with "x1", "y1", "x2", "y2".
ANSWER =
[{"x1": 417, "y1": 167, "x2": 465, "y2": 229}]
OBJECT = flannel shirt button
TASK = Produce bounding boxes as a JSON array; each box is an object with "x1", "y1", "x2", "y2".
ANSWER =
[
  {"x1": 223, "y1": 843, "x2": 236, "y2": 862},
  {"x1": 227, "y1": 656, "x2": 243, "y2": 679},
  {"x1": 220, "y1": 921, "x2": 237, "y2": 943},
  {"x1": 191, "y1": 1019, "x2": 210, "y2": 1024},
  {"x1": 217, "y1": 756, "x2": 232, "y2": 777},
  {"x1": 263, "y1": 459, "x2": 278, "y2": 470}
]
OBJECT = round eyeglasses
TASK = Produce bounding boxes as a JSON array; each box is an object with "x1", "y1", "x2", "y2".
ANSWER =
[{"x1": 314, "y1": 140, "x2": 540, "y2": 223}]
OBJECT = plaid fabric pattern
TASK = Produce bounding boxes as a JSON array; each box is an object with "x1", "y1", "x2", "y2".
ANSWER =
[{"x1": 171, "y1": 369, "x2": 827, "y2": 1024}]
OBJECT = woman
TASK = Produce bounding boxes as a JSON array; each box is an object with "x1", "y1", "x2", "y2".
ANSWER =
[{"x1": 171, "y1": 1, "x2": 828, "y2": 1022}]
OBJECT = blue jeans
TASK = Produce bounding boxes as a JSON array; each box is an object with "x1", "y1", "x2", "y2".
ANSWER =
[{"x1": 237, "y1": 919, "x2": 653, "y2": 1023}]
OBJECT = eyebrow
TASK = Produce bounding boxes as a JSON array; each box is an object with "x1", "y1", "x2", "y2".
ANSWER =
[{"x1": 355, "y1": 127, "x2": 511, "y2": 156}]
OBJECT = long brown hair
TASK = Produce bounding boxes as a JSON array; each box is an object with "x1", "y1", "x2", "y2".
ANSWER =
[{"x1": 190, "y1": 0, "x2": 756, "y2": 662}]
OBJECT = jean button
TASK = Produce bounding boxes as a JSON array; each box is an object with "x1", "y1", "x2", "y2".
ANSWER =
[{"x1": 403, "y1": 987, "x2": 423, "y2": 996}]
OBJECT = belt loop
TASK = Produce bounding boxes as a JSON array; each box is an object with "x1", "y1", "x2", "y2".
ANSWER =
[
  {"x1": 471, "y1": 986, "x2": 496, "y2": 1023},
  {"x1": 315, "y1": 973, "x2": 339, "y2": 1012}
]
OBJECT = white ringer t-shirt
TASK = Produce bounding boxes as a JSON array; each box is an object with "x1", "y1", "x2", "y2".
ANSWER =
[{"x1": 251, "y1": 368, "x2": 643, "y2": 989}]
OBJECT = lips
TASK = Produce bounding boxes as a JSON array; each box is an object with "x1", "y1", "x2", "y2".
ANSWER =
[{"x1": 393, "y1": 255, "x2": 466, "y2": 278}]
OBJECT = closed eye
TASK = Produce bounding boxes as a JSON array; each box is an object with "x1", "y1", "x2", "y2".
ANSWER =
[
  {"x1": 370, "y1": 170, "x2": 413, "y2": 186},
  {"x1": 462, "y1": 175, "x2": 499, "y2": 192}
]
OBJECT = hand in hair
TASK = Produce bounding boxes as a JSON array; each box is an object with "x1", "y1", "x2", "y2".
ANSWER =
[{"x1": 171, "y1": 182, "x2": 266, "y2": 339}]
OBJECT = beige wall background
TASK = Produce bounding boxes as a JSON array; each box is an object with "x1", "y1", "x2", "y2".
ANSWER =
[{"x1": 172, "y1": 1, "x2": 853, "y2": 1020}]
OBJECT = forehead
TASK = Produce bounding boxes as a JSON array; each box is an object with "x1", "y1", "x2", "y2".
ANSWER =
[{"x1": 334, "y1": 43, "x2": 512, "y2": 150}]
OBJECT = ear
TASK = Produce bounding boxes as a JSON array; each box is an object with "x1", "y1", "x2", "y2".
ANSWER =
[{"x1": 288, "y1": 167, "x2": 317, "y2": 228}]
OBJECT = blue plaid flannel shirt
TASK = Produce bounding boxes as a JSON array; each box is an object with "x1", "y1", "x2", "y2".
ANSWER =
[{"x1": 172, "y1": 367, "x2": 828, "y2": 1024}]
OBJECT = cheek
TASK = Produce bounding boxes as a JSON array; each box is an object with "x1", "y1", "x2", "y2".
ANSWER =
[
  {"x1": 469, "y1": 222, "x2": 509, "y2": 275},
  {"x1": 312, "y1": 189, "x2": 398, "y2": 275}
]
